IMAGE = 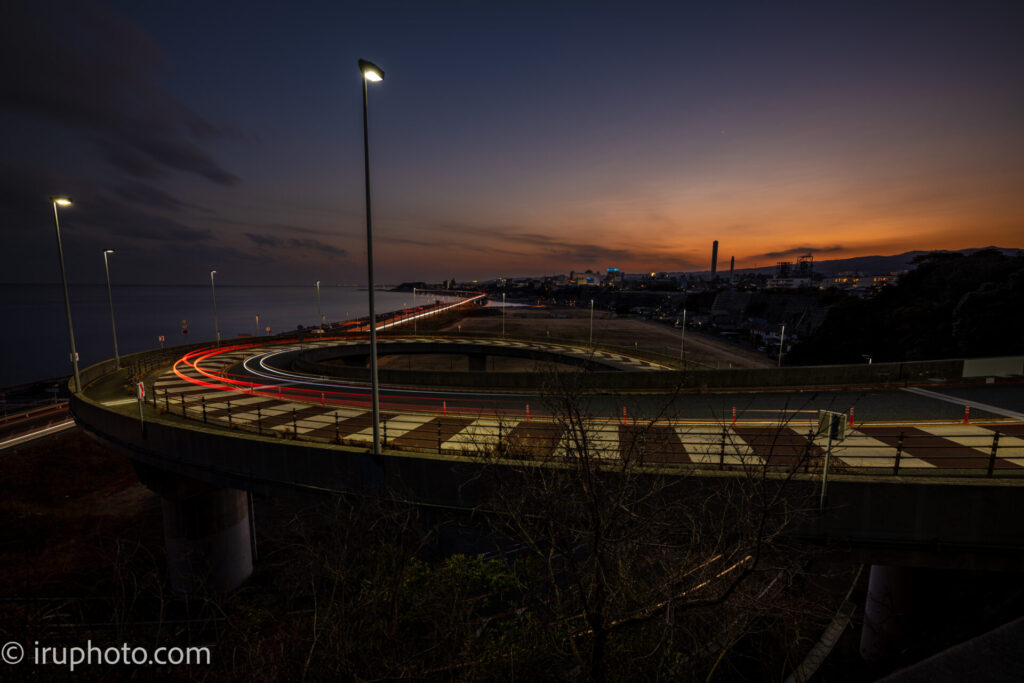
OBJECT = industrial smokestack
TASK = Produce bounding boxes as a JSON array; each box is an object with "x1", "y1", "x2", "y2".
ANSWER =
[
  {"x1": 730, "y1": 256, "x2": 735, "y2": 282},
  {"x1": 711, "y1": 240, "x2": 719, "y2": 276}
]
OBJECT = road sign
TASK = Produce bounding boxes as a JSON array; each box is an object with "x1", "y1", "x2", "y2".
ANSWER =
[
  {"x1": 137, "y1": 382, "x2": 145, "y2": 400},
  {"x1": 158, "y1": 335, "x2": 165, "y2": 342},
  {"x1": 265, "y1": 326, "x2": 271, "y2": 334},
  {"x1": 817, "y1": 410, "x2": 847, "y2": 441}
]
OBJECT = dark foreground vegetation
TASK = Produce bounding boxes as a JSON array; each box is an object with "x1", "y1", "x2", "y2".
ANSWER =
[
  {"x1": 4, "y1": 423, "x2": 1024, "y2": 680},
  {"x1": 789, "y1": 249, "x2": 1024, "y2": 364}
]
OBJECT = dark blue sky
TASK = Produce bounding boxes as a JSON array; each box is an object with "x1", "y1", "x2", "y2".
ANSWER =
[{"x1": 2, "y1": 0, "x2": 1022, "y2": 285}]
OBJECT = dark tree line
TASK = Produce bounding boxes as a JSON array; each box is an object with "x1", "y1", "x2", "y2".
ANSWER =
[{"x1": 788, "y1": 249, "x2": 1024, "y2": 364}]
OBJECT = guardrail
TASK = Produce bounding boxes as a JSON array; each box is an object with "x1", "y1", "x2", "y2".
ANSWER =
[{"x1": 0, "y1": 401, "x2": 68, "y2": 427}]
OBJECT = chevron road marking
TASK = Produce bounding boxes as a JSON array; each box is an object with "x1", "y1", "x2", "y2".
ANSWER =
[
  {"x1": 443, "y1": 417, "x2": 504, "y2": 452},
  {"x1": 812, "y1": 430, "x2": 935, "y2": 469},
  {"x1": 917, "y1": 424, "x2": 1024, "y2": 467},
  {"x1": 146, "y1": 352, "x2": 1024, "y2": 470},
  {"x1": 675, "y1": 426, "x2": 760, "y2": 466},
  {"x1": 553, "y1": 420, "x2": 620, "y2": 460}
]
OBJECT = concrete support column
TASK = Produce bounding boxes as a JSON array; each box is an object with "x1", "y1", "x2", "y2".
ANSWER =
[
  {"x1": 162, "y1": 486, "x2": 253, "y2": 593},
  {"x1": 132, "y1": 462, "x2": 253, "y2": 593},
  {"x1": 860, "y1": 564, "x2": 913, "y2": 664}
]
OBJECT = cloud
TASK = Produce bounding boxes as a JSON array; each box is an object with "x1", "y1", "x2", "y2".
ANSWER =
[
  {"x1": 245, "y1": 232, "x2": 284, "y2": 248},
  {"x1": 0, "y1": 0, "x2": 239, "y2": 186},
  {"x1": 109, "y1": 181, "x2": 206, "y2": 213},
  {"x1": 755, "y1": 245, "x2": 848, "y2": 259},
  {"x1": 245, "y1": 232, "x2": 348, "y2": 258}
]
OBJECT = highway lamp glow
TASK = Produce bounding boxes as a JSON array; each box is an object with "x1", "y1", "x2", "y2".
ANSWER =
[
  {"x1": 210, "y1": 270, "x2": 220, "y2": 346},
  {"x1": 360, "y1": 59, "x2": 384, "y2": 82},
  {"x1": 360, "y1": 57, "x2": 385, "y2": 457},
  {"x1": 50, "y1": 197, "x2": 81, "y2": 393},
  {"x1": 102, "y1": 249, "x2": 120, "y2": 368}
]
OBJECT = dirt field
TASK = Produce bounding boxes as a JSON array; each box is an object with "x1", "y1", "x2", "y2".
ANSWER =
[
  {"x1": 0, "y1": 431, "x2": 161, "y2": 598},
  {"x1": 433, "y1": 305, "x2": 773, "y2": 369}
]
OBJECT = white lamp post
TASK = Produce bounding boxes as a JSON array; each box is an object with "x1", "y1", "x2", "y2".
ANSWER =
[
  {"x1": 360, "y1": 57, "x2": 385, "y2": 457},
  {"x1": 210, "y1": 270, "x2": 220, "y2": 346},
  {"x1": 51, "y1": 197, "x2": 81, "y2": 392},
  {"x1": 102, "y1": 249, "x2": 120, "y2": 368}
]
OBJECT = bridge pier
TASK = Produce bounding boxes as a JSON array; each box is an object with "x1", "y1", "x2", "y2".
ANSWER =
[
  {"x1": 860, "y1": 564, "x2": 913, "y2": 664},
  {"x1": 134, "y1": 463, "x2": 253, "y2": 593}
]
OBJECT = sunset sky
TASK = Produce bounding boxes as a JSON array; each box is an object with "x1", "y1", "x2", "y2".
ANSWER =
[{"x1": 2, "y1": 0, "x2": 1022, "y2": 285}]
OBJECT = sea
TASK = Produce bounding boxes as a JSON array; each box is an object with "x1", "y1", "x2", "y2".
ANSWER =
[{"x1": 0, "y1": 283, "x2": 436, "y2": 388}]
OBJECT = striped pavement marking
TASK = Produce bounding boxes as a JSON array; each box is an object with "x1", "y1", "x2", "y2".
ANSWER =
[
  {"x1": 674, "y1": 426, "x2": 759, "y2": 466},
  {"x1": 620, "y1": 425, "x2": 689, "y2": 464},
  {"x1": 917, "y1": 424, "x2": 1024, "y2": 467},
  {"x1": 148, "y1": 355, "x2": 1024, "y2": 470},
  {"x1": 733, "y1": 426, "x2": 820, "y2": 467},
  {"x1": 551, "y1": 422, "x2": 620, "y2": 460},
  {"x1": 443, "y1": 417, "x2": 505, "y2": 453},
  {"x1": 381, "y1": 413, "x2": 436, "y2": 441},
  {"x1": 391, "y1": 416, "x2": 474, "y2": 450},
  {"x1": 347, "y1": 415, "x2": 420, "y2": 445},
  {"x1": 812, "y1": 430, "x2": 935, "y2": 469},
  {"x1": 857, "y1": 426, "x2": 1021, "y2": 470}
]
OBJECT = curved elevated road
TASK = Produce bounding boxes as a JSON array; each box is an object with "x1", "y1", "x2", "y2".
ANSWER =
[{"x1": 136, "y1": 337, "x2": 1024, "y2": 475}]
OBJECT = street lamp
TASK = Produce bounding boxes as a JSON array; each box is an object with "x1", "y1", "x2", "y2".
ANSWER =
[
  {"x1": 778, "y1": 323, "x2": 786, "y2": 368},
  {"x1": 102, "y1": 249, "x2": 120, "y2": 368},
  {"x1": 360, "y1": 57, "x2": 385, "y2": 457},
  {"x1": 679, "y1": 309, "x2": 687, "y2": 368},
  {"x1": 210, "y1": 270, "x2": 220, "y2": 346},
  {"x1": 501, "y1": 292, "x2": 506, "y2": 338},
  {"x1": 316, "y1": 280, "x2": 322, "y2": 329},
  {"x1": 51, "y1": 197, "x2": 81, "y2": 393},
  {"x1": 589, "y1": 299, "x2": 595, "y2": 348}
]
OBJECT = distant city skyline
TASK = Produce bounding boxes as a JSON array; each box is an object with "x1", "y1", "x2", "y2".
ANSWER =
[{"x1": 2, "y1": 0, "x2": 1022, "y2": 286}]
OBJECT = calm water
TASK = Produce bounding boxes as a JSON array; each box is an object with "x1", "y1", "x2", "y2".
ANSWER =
[{"x1": 0, "y1": 284, "x2": 431, "y2": 387}]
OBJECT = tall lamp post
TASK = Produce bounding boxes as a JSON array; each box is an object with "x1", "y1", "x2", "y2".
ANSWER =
[
  {"x1": 51, "y1": 197, "x2": 81, "y2": 393},
  {"x1": 778, "y1": 323, "x2": 786, "y2": 368},
  {"x1": 210, "y1": 270, "x2": 220, "y2": 346},
  {"x1": 316, "y1": 280, "x2": 322, "y2": 329},
  {"x1": 589, "y1": 299, "x2": 595, "y2": 348},
  {"x1": 679, "y1": 309, "x2": 687, "y2": 368},
  {"x1": 360, "y1": 57, "x2": 385, "y2": 457},
  {"x1": 102, "y1": 249, "x2": 120, "y2": 368}
]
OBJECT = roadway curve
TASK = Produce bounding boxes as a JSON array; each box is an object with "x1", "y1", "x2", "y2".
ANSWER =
[{"x1": 141, "y1": 336, "x2": 1024, "y2": 475}]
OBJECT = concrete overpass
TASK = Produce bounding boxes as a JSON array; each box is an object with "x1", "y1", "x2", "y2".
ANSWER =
[{"x1": 66, "y1": 334, "x2": 1024, "y2": 661}]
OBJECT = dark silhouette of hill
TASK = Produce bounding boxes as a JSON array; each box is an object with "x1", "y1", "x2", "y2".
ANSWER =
[
  {"x1": 788, "y1": 249, "x2": 1024, "y2": 364},
  {"x1": 809, "y1": 247, "x2": 1020, "y2": 276},
  {"x1": 732, "y1": 247, "x2": 1020, "y2": 276}
]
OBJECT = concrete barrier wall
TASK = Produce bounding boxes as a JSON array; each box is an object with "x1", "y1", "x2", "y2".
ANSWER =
[
  {"x1": 291, "y1": 353, "x2": 964, "y2": 391},
  {"x1": 963, "y1": 356, "x2": 1024, "y2": 378},
  {"x1": 78, "y1": 335, "x2": 965, "y2": 393},
  {"x1": 290, "y1": 341, "x2": 618, "y2": 373}
]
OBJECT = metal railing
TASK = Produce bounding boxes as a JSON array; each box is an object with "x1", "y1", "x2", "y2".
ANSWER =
[{"x1": 147, "y1": 387, "x2": 1023, "y2": 479}]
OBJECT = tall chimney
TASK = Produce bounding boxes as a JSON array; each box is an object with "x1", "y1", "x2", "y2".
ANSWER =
[
  {"x1": 711, "y1": 240, "x2": 719, "y2": 276},
  {"x1": 730, "y1": 256, "x2": 735, "y2": 282}
]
